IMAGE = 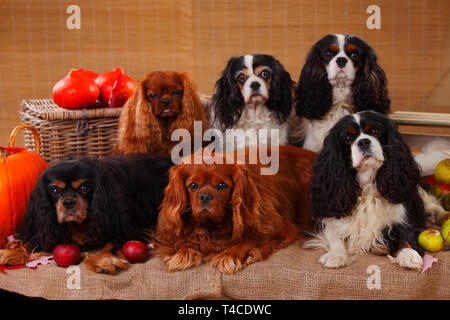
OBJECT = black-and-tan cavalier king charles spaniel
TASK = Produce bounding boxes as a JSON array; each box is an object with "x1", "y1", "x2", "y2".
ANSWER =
[
  {"x1": 295, "y1": 34, "x2": 391, "y2": 153},
  {"x1": 304, "y1": 111, "x2": 446, "y2": 270},
  {"x1": 209, "y1": 54, "x2": 302, "y2": 149},
  {"x1": 0, "y1": 154, "x2": 172, "y2": 274}
]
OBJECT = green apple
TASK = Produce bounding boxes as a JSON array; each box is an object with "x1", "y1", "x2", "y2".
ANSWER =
[
  {"x1": 418, "y1": 229, "x2": 444, "y2": 252},
  {"x1": 443, "y1": 193, "x2": 450, "y2": 211},
  {"x1": 442, "y1": 220, "x2": 450, "y2": 242},
  {"x1": 435, "y1": 159, "x2": 450, "y2": 185}
]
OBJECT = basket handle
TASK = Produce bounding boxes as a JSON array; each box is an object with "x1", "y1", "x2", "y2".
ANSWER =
[{"x1": 8, "y1": 124, "x2": 42, "y2": 156}]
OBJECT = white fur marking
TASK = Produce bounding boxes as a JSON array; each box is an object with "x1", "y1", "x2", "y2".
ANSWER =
[
  {"x1": 327, "y1": 34, "x2": 356, "y2": 82},
  {"x1": 352, "y1": 133, "x2": 384, "y2": 169},
  {"x1": 301, "y1": 105, "x2": 352, "y2": 153},
  {"x1": 388, "y1": 248, "x2": 423, "y2": 270},
  {"x1": 244, "y1": 55, "x2": 254, "y2": 74}
]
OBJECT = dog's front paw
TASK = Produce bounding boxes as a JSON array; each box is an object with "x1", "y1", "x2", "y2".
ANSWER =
[
  {"x1": 84, "y1": 251, "x2": 129, "y2": 274},
  {"x1": 209, "y1": 251, "x2": 245, "y2": 274},
  {"x1": 388, "y1": 248, "x2": 423, "y2": 270},
  {"x1": 0, "y1": 249, "x2": 29, "y2": 265},
  {"x1": 245, "y1": 248, "x2": 263, "y2": 265},
  {"x1": 319, "y1": 251, "x2": 351, "y2": 268},
  {"x1": 164, "y1": 247, "x2": 202, "y2": 272}
]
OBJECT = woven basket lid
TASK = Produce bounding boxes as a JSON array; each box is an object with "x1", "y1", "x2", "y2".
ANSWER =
[{"x1": 21, "y1": 99, "x2": 122, "y2": 121}]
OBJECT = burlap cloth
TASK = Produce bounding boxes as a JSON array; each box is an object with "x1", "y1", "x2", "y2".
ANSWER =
[{"x1": 0, "y1": 243, "x2": 448, "y2": 300}]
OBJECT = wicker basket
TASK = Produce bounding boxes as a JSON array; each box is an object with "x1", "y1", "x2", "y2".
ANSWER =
[{"x1": 20, "y1": 99, "x2": 122, "y2": 165}]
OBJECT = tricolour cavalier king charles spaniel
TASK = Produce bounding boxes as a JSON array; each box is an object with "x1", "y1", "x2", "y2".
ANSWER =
[
  {"x1": 0, "y1": 154, "x2": 172, "y2": 274},
  {"x1": 153, "y1": 145, "x2": 317, "y2": 274},
  {"x1": 114, "y1": 70, "x2": 207, "y2": 156},
  {"x1": 304, "y1": 111, "x2": 446, "y2": 270},
  {"x1": 295, "y1": 34, "x2": 390, "y2": 153},
  {"x1": 209, "y1": 54, "x2": 301, "y2": 149}
]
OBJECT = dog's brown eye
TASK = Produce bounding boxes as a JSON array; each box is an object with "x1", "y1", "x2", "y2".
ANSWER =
[
  {"x1": 48, "y1": 186, "x2": 61, "y2": 198},
  {"x1": 173, "y1": 89, "x2": 182, "y2": 96},
  {"x1": 350, "y1": 52, "x2": 359, "y2": 59},
  {"x1": 324, "y1": 50, "x2": 333, "y2": 58},
  {"x1": 216, "y1": 182, "x2": 228, "y2": 191},
  {"x1": 188, "y1": 182, "x2": 199, "y2": 191},
  {"x1": 149, "y1": 93, "x2": 158, "y2": 100},
  {"x1": 260, "y1": 70, "x2": 270, "y2": 79},
  {"x1": 237, "y1": 74, "x2": 247, "y2": 83},
  {"x1": 344, "y1": 134, "x2": 354, "y2": 144},
  {"x1": 79, "y1": 185, "x2": 90, "y2": 194},
  {"x1": 370, "y1": 128, "x2": 380, "y2": 137}
]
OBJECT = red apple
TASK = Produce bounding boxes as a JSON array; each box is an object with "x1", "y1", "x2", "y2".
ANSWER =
[
  {"x1": 121, "y1": 240, "x2": 148, "y2": 263},
  {"x1": 53, "y1": 244, "x2": 81, "y2": 267}
]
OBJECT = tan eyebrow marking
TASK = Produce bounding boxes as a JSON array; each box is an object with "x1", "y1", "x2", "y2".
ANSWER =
[
  {"x1": 53, "y1": 180, "x2": 65, "y2": 189},
  {"x1": 329, "y1": 44, "x2": 339, "y2": 52},
  {"x1": 345, "y1": 44, "x2": 357, "y2": 52},
  {"x1": 71, "y1": 179, "x2": 85, "y2": 189},
  {"x1": 347, "y1": 128, "x2": 357, "y2": 135},
  {"x1": 363, "y1": 123, "x2": 373, "y2": 132}
]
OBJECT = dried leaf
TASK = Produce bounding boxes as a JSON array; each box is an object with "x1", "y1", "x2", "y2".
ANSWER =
[
  {"x1": 25, "y1": 255, "x2": 56, "y2": 269},
  {"x1": 421, "y1": 254, "x2": 438, "y2": 274}
]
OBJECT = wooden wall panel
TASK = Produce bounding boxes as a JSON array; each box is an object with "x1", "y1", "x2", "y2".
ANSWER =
[{"x1": 0, "y1": 0, "x2": 448, "y2": 146}]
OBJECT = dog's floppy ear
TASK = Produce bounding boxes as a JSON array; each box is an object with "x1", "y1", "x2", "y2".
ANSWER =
[
  {"x1": 172, "y1": 72, "x2": 206, "y2": 133},
  {"x1": 114, "y1": 78, "x2": 162, "y2": 154},
  {"x1": 376, "y1": 118, "x2": 421, "y2": 203},
  {"x1": 211, "y1": 57, "x2": 245, "y2": 129},
  {"x1": 231, "y1": 165, "x2": 288, "y2": 241},
  {"x1": 352, "y1": 45, "x2": 390, "y2": 114},
  {"x1": 310, "y1": 123, "x2": 361, "y2": 220},
  {"x1": 231, "y1": 165, "x2": 262, "y2": 240},
  {"x1": 266, "y1": 58, "x2": 295, "y2": 124},
  {"x1": 82, "y1": 161, "x2": 137, "y2": 245},
  {"x1": 155, "y1": 164, "x2": 188, "y2": 241},
  {"x1": 17, "y1": 174, "x2": 65, "y2": 252},
  {"x1": 295, "y1": 43, "x2": 333, "y2": 120},
  {"x1": 178, "y1": 72, "x2": 199, "y2": 120}
]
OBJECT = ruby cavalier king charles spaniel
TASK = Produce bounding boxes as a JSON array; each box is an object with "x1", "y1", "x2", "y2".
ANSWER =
[
  {"x1": 153, "y1": 145, "x2": 317, "y2": 274},
  {"x1": 114, "y1": 70, "x2": 207, "y2": 156}
]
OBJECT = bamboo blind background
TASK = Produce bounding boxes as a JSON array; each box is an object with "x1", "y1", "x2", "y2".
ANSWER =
[{"x1": 0, "y1": 0, "x2": 449, "y2": 146}]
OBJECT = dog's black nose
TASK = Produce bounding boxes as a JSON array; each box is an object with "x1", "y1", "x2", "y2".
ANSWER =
[
  {"x1": 199, "y1": 193, "x2": 213, "y2": 205},
  {"x1": 161, "y1": 98, "x2": 171, "y2": 107},
  {"x1": 63, "y1": 198, "x2": 76, "y2": 209},
  {"x1": 357, "y1": 138, "x2": 371, "y2": 148},
  {"x1": 336, "y1": 57, "x2": 347, "y2": 68},
  {"x1": 250, "y1": 81, "x2": 260, "y2": 91}
]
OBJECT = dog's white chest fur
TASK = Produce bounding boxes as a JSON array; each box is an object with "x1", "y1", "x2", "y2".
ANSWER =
[
  {"x1": 325, "y1": 184, "x2": 406, "y2": 255},
  {"x1": 240, "y1": 102, "x2": 288, "y2": 131},
  {"x1": 210, "y1": 101, "x2": 290, "y2": 150},
  {"x1": 307, "y1": 166, "x2": 408, "y2": 266},
  {"x1": 302, "y1": 86, "x2": 353, "y2": 153},
  {"x1": 302, "y1": 103, "x2": 351, "y2": 153}
]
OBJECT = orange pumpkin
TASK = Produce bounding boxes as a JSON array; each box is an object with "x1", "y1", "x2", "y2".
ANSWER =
[{"x1": 0, "y1": 124, "x2": 48, "y2": 237}]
